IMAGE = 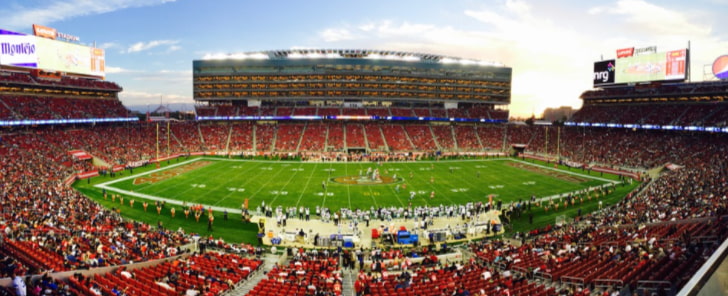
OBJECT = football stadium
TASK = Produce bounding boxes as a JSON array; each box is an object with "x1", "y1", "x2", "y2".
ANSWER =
[{"x1": 0, "y1": 18, "x2": 727, "y2": 296}]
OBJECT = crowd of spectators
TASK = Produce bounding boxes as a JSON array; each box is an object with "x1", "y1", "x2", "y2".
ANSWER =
[{"x1": 0, "y1": 129, "x2": 193, "y2": 278}]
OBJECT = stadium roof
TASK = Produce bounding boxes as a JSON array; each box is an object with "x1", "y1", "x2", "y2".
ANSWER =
[{"x1": 201, "y1": 49, "x2": 505, "y2": 67}]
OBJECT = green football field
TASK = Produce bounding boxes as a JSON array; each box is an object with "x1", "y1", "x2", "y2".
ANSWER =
[{"x1": 93, "y1": 157, "x2": 617, "y2": 212}]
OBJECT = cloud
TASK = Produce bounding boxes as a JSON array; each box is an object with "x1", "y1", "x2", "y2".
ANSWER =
[
  {"x1": 128, "y1": 70, "x2": 191, "y2": 82},
  {"x1": 125, "y1": 40, "x2": 180, "y2": 53},
  {"x1": 319, "y1": 28, "x2": 356, "y2": 42},
  {"x1": 105, "y1": 66, "x2": 135, "y2": 74},
  {"x1": 589, "y1": 0, "x2": 711, "y2": 36},
  {"x1": 0, "y1": 0, "x2": 176, "y2": 30},
  {"x1": 98, "y1": 42, "x2": 120, "y2": 50}
]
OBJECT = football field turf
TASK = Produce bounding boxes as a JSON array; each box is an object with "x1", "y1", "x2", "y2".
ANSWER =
[{"x1": 95, "y1": 157, "x2": 617, "y2": 212}]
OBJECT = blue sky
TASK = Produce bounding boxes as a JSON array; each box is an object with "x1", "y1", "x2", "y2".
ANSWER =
[{"x1": 1, "y1": 0, "x2": 727, "y2": 117}]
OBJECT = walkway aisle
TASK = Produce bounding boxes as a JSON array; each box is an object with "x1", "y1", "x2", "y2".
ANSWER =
[
  {"x1": 341, "y1": 268, "x2": 356, "y2": 296},
  {"x1": 226, "y1": 253, "x2": 281, "y2": 296}
]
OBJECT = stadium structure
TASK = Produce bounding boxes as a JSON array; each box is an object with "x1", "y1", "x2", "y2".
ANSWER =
[{"x1": 0, "y1": 28, "x2": 727, "y2": 296}]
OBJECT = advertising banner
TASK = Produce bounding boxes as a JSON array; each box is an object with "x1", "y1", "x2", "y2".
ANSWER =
[
  {"x1": 664, "y1": 49, "x2": 687, "y2": 80},
  {"x1": 32, "y1": 24, "x2": 57, "y2": 40},
  {"x1": 593, "y1": 59, "x2": 615, "y2": 87},
  {"x1": 714, "y1": 55, "x2": 728, "y2": 80},
  {"x1": 615, "y1": 50, "x2": 687, "y2": 84},
  {"x1": 0, "y1": 29, "x2": 38, "y2": 68},
  {"x1": 35, "y1": 37, "x2": 104, "y2": 77},
  {"x1": 616, "y1": 48, "x2": 634, "y2": 58}
]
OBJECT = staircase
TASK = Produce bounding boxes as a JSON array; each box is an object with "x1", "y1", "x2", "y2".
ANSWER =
[
  {"x1": 402, "y1": 126, "x2": 416, "y2": 150},
  {"x1": 428, "y1": 124, "x2": 442, "y2": 151},
  {"x1": 252, "y1": 124, "x2": 257, "y2": 152},
  {"x1": 361, "y1": 124, "x2": 371, "y2": 152},
  {"x1": 342, "y1": 124, "x2": 347, "y2": 151},
  {"x1": 295, "y1": 123, "x2": 307, "y2": 153},
  {"x1": 341, "y1": 269, "x2": 356, "y2": 296},
  {"x1": 224, "y1": 123, "x2": 234, "y2": 154},
  {"x1": 225, "y1": 253, "x2": 282, "y2": 296},
  {"x1": 449, "y1": 125, "x2": 458, "y2": 151},
  {"x1": 378, "y1": 125, "x2": 389, "y2": 152},
  {"x1": 473, "y1": 125, "x2": 485, "y2": 150}
]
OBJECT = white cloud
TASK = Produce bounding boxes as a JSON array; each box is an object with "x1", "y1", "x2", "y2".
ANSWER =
[
  {"x1": 126, "y1": 40, "x2": 180, "y2": 53},
  {"x1": 132, "y1": 70, "x2": 191, "y2": 82},
  {"x1": 98, "y1": 42, "x2": 120, "y2": 50},
  {"x1": 319, "y1": 28, "x2": 355, "y2": 42},
  {"x1": 0, "y1": 0, "x2": 176, "y2": 30},
  {"x1": 590, "y1": 0, "x2": 711, "y2": 36},
  {"x1": 105, "y1": 66, "x2": 135, "y2": 74}
]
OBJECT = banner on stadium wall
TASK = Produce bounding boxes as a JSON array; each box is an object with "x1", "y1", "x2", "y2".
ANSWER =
[
  {"x1": 127, "y1": 160, "x2": 149, "y2": 168},
  {"x1": 593, "y1": 59, "x2": 615, "y2": 87},
  {"x1": 77, "y1": 170, "x2": 99, "y2": 179},
  {"x1": 112, "y1": 165, "x2": 126, "y2": 172},
  {"x1": 0, "y1": 29, "x2": 38, "y2": 68},
  {"x1": 32, "y1": 24, "x2": 56, "y2": 40},
  {"x1": 35, "y1": 37, "x2": 104, "y2": 77},
  {"x1": 616, "y1": 47, "x2": 634, "y2": 58},
  {"x1": 590, "y1": 166, "x2": 640, "y2": 180},
  {"x1": 562, "y1": 160, "x2": 584, "y2": 168},
  {"x1": 63, "y1": 175, "x2": 77, "y2": 187},
  {"x1": 519, "y1": 153, "x2": 556, "y2": 163},
  {"x1": 68, "y1": 150, "x2": 92, "y2": 160}
]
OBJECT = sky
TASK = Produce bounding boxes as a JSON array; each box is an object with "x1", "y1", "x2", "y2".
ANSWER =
[{"x1": 1, "y1": 0, "x2": 727, "y2": 118}]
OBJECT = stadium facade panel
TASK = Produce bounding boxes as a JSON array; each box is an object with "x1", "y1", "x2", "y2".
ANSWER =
[{"x1": 193, "y1": 49, "x2": 511, "y2": 104}]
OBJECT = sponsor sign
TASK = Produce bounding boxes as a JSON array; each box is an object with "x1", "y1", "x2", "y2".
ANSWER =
[
  {"x1": 32, "y1": 24, "x2": 57, "y2": 40},
  {"x1": 33, "y1": 24, "x2": 80, "y2": 42},
  {"x1": 634, "y1": 46, "x2": 657, "y2": 55},
  {"x1": 35, "y1": 37, "x2": 104, "y2": 77},
  {"x1": 713, "y1": 55, "x2": 728, "y2": 80},
  {"x1": 593, "y1": 59, "x2": 615, "y2": 87},
  {"x1": 616, "y1": 47, "x2": 634, "y2": 58},
  {"x1": 615, "y1": 49, "x2": 687, "y2": 84},
  {"x1": 0, "y1": 30, "x2": 38, "y2": 68}
]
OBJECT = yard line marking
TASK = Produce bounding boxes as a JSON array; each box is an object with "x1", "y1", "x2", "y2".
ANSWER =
[
  {"x1": 269, "y1": 163, "x2": 306, "y2": 206},
  {"x1": 294, "y1": 162, "x2": 320, "y2": 208},
  {"x1": 244, "y1": 162, "x2": 292, "y2": 207},
  {"x1": 345, "y1": 163, "x2": 352, "y2": 209},
  {"x1": 212, "y1": 161, "x2": 264, "y2": 206},
  {"x1": 320, "y1": 162, "x2": 334, "y2": 208}
]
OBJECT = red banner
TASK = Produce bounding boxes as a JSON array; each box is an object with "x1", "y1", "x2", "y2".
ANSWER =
[
  {"x1": 77, "y1": 170, "x2": 99, "y2": 179},
  {"x1": 33, "y1": 24, "x2": 56, "y2": 40},
  {"x1": 112, "y1": 165, "x2": 125, "y2": 172},
  {"x1": 63, "y1": 175, "x2": 76, "y2": 187},
  {"x1": 616, "y1": 47, "x2": 634, "y2": 58}
]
